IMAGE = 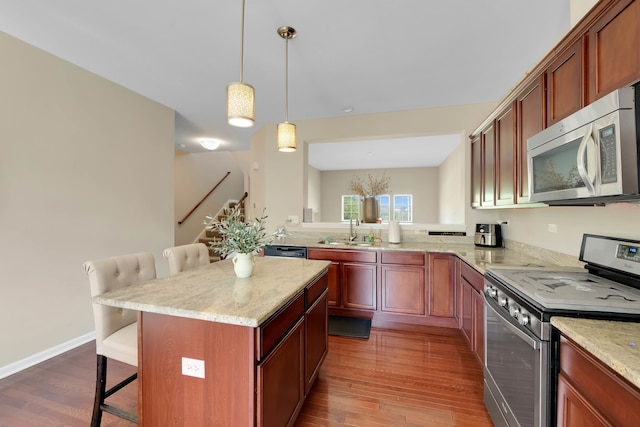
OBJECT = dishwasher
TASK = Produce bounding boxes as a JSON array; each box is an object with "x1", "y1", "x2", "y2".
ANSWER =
[{"x1": 263, "y1": 245, "x2": 307, "y2": 258}]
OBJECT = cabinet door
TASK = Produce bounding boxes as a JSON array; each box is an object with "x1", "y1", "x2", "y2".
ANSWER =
[
  {"x1": 257, "y1": 318, "x2": 305, "y2": 427},
  {"x1": 472, "y1": 289, "x2": 485, "y2": 365},
  {"x1": 546, "y1": 37, "x2": 585, "y2": 125},
  {"x1": 516, "y1": 76, "x2": 545, "y2": 204},
  {"x1": 380, "y1": 265, "x2": 426, "y2": 315},
  {"x1": 326, "y1": 261, "x2": 340, "y2": 307},
  {"x1": 481, "y1": 124, "x2": 496, "y2": 207},
  {"x1": 495, "y1": 102, "x2": 516, "y2": 206},
  {"x1": 461, "y1": 279, "x2": 473, "y2": 344},
  {"x1": 428, "y1": 253, "x2": 455, "y2": 318},
  {"x1": 588, "y1": 0, "x2": 640, "y2": 102},
  {"x1": 471, "y1": 134, "x2": 482, "y2": 207},
  {"x1": 305, "y1": 290, "x2": 328, "y2": 395},
  {"x1": 557, "y1": 373, "x2": 613, "y2": 427},
  {"x1": 342, "y1": 263, "x2": 377, "y2": 310}
]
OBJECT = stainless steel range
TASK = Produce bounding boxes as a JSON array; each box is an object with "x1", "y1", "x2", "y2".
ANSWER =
[{"x1": 483, "y1": 234, "x2": 640, "y2": 427}]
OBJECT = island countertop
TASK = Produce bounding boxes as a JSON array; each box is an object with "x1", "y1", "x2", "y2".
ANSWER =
[{"x1": 92, "y1": 256, "x2": 331, "y2": 327}]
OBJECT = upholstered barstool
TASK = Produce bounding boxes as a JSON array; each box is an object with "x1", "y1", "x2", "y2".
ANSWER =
[
  {"x1": 162, "y1": 243, "x2": 210, "y2": 276},
  {"x1": 83, "y1": 252, "x2": 156, "y2": 427}
]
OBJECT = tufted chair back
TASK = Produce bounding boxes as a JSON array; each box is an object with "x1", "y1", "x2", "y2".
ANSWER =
[
  {"x1": 162, "y1": 243, "x2": 210, "y2": 276},
  {"x1": 83, "y1": 252, "x2": 156, "y2": 363}
]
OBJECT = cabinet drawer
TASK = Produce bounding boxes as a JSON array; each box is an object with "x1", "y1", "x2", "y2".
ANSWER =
[
  {"x1": 307, "y1": 248, "x2": 377, "y2": 263},
  {"x1": 460, "y1": 261, "x2": 484, "y2": 293},
  {"x1": 257, "y1": 292, "x2": 305, "y2": 360},
  {"x1": 380, "y1": 251, "x2": 425, "y2": 266},
  {"x1": 306, "y1": 272, "x2": 328, "y2": 308}
]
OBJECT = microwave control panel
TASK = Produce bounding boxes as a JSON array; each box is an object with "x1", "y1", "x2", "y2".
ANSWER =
[{"x1": 599, "y1": 124, "x2": 618, "y2": 184}]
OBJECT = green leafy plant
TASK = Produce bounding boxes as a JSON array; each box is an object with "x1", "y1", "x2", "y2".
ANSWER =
[{"x1": 205, "y1": 208, "x2": 272, "y2": 258}]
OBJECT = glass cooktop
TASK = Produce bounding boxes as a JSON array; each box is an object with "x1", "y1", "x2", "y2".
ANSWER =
[{"x1": 488, "y1": 267, "x2": 640, "y2": 313}]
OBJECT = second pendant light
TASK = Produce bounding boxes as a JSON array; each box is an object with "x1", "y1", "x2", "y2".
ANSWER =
[{"x1": 277, "y1": 26, "x2": 297, "y2": 152}]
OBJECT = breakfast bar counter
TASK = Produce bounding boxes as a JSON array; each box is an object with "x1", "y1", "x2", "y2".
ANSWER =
[{"x1": 93, "y1": 257, "x2": 331, "y2": 427}]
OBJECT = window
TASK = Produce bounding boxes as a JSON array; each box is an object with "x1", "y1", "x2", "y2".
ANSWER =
[
  {"x1": 393, "y1": 194, "x2": 413, "y2": 222},
  {"x1": 341, "y1": 195, "x2": 360, "y2": 221},
  {"x1": 376, "y1": 195, "x2": 390, "y2": 221},
  {"x1": 341, "y1": 194, "x2": 413, "y2": 223}
]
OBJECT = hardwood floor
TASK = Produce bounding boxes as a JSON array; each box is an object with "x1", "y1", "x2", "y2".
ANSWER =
[
  {"x1": 295, "y1": 327, "x2": 492, "y2": 427},
  {"x1": 0, "y1": 327, "x2": 492, "y2": 426}
]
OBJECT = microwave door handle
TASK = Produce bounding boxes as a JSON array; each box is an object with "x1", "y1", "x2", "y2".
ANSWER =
[{"x1": 576, "y1": 123, "x2": 597, "y2": 196}]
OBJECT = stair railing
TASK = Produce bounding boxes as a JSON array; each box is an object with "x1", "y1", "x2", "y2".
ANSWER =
[{"x1": 178, "y1": 171, "x2": 231, "y2": 225}]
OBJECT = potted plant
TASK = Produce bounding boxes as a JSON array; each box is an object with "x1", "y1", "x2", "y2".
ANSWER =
[
  {"x1": 349, "y1": 172, "x2": 390, "y2": 223},
  {"x1": 206, "y1": 208, "x2": 272, "y2": 278}
]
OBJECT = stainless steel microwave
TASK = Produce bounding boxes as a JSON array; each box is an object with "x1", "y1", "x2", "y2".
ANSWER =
[{"x1": 527, "y1": 85, "x2": 640, "y2": 205}]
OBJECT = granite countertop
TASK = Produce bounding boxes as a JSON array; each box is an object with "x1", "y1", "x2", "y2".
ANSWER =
[
  {"x1": 551, "y1": 317, "x2": 640, "y2": 390},
  {"x1": 92, "y1": 257, "x2": 331, "y2": 327},
  {"x1": 272, "y1": 237, "x2": 551, "y2": 273}
]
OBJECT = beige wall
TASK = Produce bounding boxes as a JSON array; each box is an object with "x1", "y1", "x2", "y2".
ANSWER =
[
  {"x1": 250, "y1": 103, "x2": 497, "y2": 232},
  {"x1": 174, "y1": 151, "x2": 245, "y2": 245},
  {"x1": 571, "y1": 0, "x2": 599, "y2": 25},
  {"x1": 318, "y1": 167, "x2": 439, "y2": 223},
  {"x1": 439, "y1": 134, "x2": 467, "y2": 224},
  {"x1": 0, "y1": 32, "x2": 175, "y2": 373},
  {"x1": 307, "y1": 165, "x2": 321, "y2": 222}
]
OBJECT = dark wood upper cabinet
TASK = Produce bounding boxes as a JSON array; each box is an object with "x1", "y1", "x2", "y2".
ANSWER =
[
  {"x1": 481, "y1": 124, "x2": 496, "y2": 207},
  {"x1": 471, "y1": 135, "x2": 482, "y2": 208},
  {"x1": 546, "y1": 37, "x2": 585, "y2": 126},
  {"x1": 588, "y1": 0, "x2": 640, "y2": 102},
  {"x1": 494, "y1": 102, "x2": 516, "y2": 206},
  {"x1": 515, "y1": 76, "x2": 546, "y2": 204},
  {"x1": 470, "y1": 0, "x2": 640, "y2": 209}
]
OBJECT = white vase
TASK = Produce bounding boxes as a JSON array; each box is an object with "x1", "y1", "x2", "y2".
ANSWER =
[{"x1": 232, "y1": 253, "x2": 255, "y2": 278}]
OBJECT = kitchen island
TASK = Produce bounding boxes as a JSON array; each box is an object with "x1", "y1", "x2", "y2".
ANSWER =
[{"x1": 93, "y1": 256, "x2": 331, "y2": 427}]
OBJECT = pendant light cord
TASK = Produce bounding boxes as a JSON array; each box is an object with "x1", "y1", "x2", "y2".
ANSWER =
[
  {"x1": 285, "y1": 35, "x2": 289, "y2": 123},
  {"x1": 239, "y1": 0, "x2": 246, "y2": 82}
]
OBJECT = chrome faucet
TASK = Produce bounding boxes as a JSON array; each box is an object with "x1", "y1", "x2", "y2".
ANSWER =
[{"x1": 349, "y1": 217, "x2": 359, "y2": 241}]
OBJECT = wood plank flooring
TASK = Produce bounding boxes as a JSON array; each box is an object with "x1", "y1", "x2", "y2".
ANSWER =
[{"x1": 0, "y1": 327, "x2": 492, "y2": 426}]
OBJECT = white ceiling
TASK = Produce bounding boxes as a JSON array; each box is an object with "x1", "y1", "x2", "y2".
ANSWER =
[
  {"x1": 309, "y1": 134, "x2": 463, "y2": 171},
  {"x1": 0, "y1": 0, "x2": 571, "y2": 166}
]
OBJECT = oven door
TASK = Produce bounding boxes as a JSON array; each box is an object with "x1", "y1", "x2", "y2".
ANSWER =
[{"x1": 484, "y1": 296, "x2": 548, "y2": 427}]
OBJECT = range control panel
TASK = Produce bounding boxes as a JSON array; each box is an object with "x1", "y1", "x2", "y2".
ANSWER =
[{"x1": 617, "y1": 244, "x2": 640, "y2": 263}]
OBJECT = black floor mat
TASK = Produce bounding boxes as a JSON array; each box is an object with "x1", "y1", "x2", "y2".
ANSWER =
[{"x1": 328, "y1": 315, "x2": 371, "y2": 339}]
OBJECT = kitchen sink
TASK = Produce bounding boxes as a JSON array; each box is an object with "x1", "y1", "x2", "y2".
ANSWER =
[{"x1": 317, "y1": 240, "x2": 373, "y2": 247}]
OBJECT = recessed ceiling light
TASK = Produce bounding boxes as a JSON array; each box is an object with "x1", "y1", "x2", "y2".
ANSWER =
[
  {"x1": 342, "y1": 106, "x2": 354, "y2": 113},
  {"x1": 199, "y1": 138, "x2": 222, "y2": 150}
]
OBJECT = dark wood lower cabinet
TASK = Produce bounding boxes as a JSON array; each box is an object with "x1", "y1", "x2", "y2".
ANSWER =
[
  {"x1": 258, "y1": 319, "x2": 305, "y2": 427},
  {"x1": 557, "y1": 334, "x2": 640, "y2": 427},
  {"x1": 457, "y1": 260, "x2": 485, "y2": 365},
  {"x1": 343, "y1": 262, "x2": 377, "y2": 310},
  {"x1": 380, "y1": 264, "x2": 426, "y2": 315},
  {"x1": 305, "y1": 289, "x2": 328, "y2": 395}
]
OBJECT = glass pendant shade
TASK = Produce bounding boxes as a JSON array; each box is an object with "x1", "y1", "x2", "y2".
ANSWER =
[
  {"x1": 227, "y1": 82, "x2": 255, "y2": 128},
  {"x1": 277, "y1": 122, "x2": 296, "y2": 152}
]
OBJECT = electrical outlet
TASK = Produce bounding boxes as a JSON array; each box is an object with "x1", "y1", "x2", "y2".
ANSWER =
[
  {"x1": 287, "y1": 215, "x2": 299, "y2": 224},
  {"x1": 548, "y1": 224, "x2": 558, "y2": 233},
  {"x1": 182, "y1": 357, "x2": 205, "y2": 379}
]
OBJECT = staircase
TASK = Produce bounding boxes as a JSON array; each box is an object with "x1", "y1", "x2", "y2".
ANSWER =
[{"x1": 198, "y1": 200, "x2": 245, "y2": 263}]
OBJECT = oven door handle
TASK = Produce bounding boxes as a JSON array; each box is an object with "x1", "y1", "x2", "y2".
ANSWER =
[{"x1": 485, "y1": 297, "x2": 540, "y2": 350}]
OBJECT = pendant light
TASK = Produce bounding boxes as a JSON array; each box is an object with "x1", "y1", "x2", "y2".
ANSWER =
[
  {"x1": 227, "y1": 0, "x2": 255, "y2": 128},
  {"x1": 277, "y1": 26, "x2": 296, "y2": 152}
]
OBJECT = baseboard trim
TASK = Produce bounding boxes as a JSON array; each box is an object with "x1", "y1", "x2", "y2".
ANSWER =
[{"x1": 0, "y1": 331, "x2": 96, "y2": 380}]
